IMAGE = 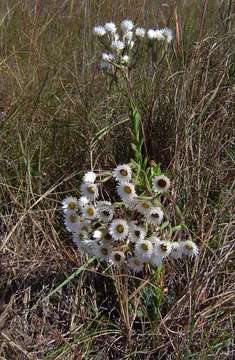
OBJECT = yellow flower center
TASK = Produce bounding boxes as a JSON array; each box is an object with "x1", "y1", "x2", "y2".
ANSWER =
[
  {"x1": 160, "y1": 244, "x2": 168, "y2": 252},
  {"x1": 185, "y1": 244, "x2": 193, "y2": 251},
  {"x1": 142, "y1": 202, "x2": 150, "y2": 209},
  {"x1": 116, "y1": 224, "x2": 124, "y2": 233},
  {"x1": 87, "y1": 185, "x2": 95, "y2": 193},
  {"x1": 69, "y1": 214, "x2": 77, "y2": 223},
  {"x1": 101, "y1": 247, "x2": 108, "y2": 256},
  {"x1": 124, "y1": 185, "x2": 132, "y2": 194},
  {"x1": 120, "y1": 169, "x2": 128, "y2": 176},
  {"x1": 68, "y1": 202, "x2": 77, "y2": 210},
  {"x1": 141, "y1": 243, "x2": 149, "y2": 252},
  {"x1": 87, "y1": 207, "x2": 94, "y2": 216}
]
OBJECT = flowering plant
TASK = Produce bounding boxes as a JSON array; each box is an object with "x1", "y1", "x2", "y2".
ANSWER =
[
  {"x1": 62, "y1": 165, "x2": 198, "y2": 273},
  {"x1": 93, "y1": 19, "x2": 173, "y2": 72}
]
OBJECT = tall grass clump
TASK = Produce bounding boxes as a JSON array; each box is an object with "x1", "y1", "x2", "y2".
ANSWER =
[{"x1": 0, "y1": 1, "x2": 234, "y2": 359}]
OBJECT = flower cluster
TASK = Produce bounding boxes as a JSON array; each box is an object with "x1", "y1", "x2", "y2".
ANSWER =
[
  {"x1": 93, "y1": 19, "x2": 173, "y2": 70},
  {"x1": 62, "y1": 165, "x2": 198, "y2": 273}
]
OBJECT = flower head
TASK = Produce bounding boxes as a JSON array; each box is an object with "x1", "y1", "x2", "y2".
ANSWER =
[
  {"x1": 102, "y1": 53, "x2": 115, "y2": 62},
  {"x1": 97, "y1": 201, "x2": 114, "y2": 223},
  {"x1": 78, "y1": 196, "x2": 90, "y2": 208},
  {"x1": 117, "y1": 182, "x2": 136, "y2": 202},
  {"x1": 110, "y1": 250, "x2": 126, "y2": 266},
  {"x1": 161, "y1": 28, "x2": 173, "y2": 43},
  {"x1": 95, "y1": 243, "x2": 112, "y2": 261},
  {"x1": 181, "y1": 240, "x2": 199, "y2": 257},
  {"x1": 81, "y1": 182, "x2": 98, "y2": 201},
  {"x1": 154, "y1": 241, "x2": 172, "y2": 257},
  {"x1": 128, "y1": 256, "x2": 143, "y2": 273},
  {"x1": 83, "y1": 171, "x2": 96, "y2": 183},
  {"x1": 111, "y1": 40, "x2": 125, "y2": 52},
  {"x1": 113, "y1": 164, "x2": 132, "y2": 182},
  {"x1": 82, "y1": 204, "x2": 97, "y2": 220},
  {"x1": 170, "y1": 242, "x2": 183, "y2": 259},
  {"x1": 104, "y1": 22, "x2": 117, "y2": 34},
  {"x1": 147, "y1": 29, "x2": 157, "y2": 40},
  {"x1": 64, "y1": 212, "x2": 80, "y2": 233},
  {"x1": 109, "y1": 219, "x2": 129, "y2": 240},
  {"x1": 135, "y1": 27, "x2": 145, "y2": 38},
  {"x1": 136, "y1": 200, "x2": 153, "y2": 216},
  {"x1": 135, "y1": 240, "x2": 153, "y2": 261},
  {"x1": 152, "y1": 175, "x2": 170, "y2": 193},
  {"x1": 129, "y1": 223, "x2": 146, "y2": 242},
  {"x1": 121, "y1": 19, "x2": 134, "y2": 32},
  {"x1": 93, "y1": 26, "x2": 106, "y2": 36},
  {"x1": 147, "y1": 207, "x2": 164, "y2": 225},
  {"x1": 155, "y1": 29, "x2": 165, "y2": 40},
  {"x1": 62, "y1": 196, "x2": 79, "y2": 213},
  {"x1": 121, "y1": 55, "x2": 130, "y2": 65}
]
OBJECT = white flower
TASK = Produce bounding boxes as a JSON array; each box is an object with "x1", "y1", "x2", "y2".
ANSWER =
[
  {"x1": 126, "y1": 199, "x2": 138, "y2": 209},
  {"x1": 121, "y1": 55, "x2": 129, "y2": 65},
  {"x1": 109, "y1": 219, "x2": 129, "y2": 240},
  {"x1": 155, "y1": 29, "x2": 165, "y2": 40},
  {"x1": 95, "y1": 243, "x2": 112, "y2": 261},
  {"x1": 78, "y1": 196, "x2": 89, "y2": 208},
  {"x1": 154, "y1": 241, "x2": 172, "y2": 257},
  {"x1": 81, "y1": 182, "x2": 98, "y2": 201},
  {"x1": 113, "y1": 164, "x2": 132, "y2": 182},
  {"x1": 128, "y1": 256, "x2": 143, "y2": 273},
  {"x1": 149, "y1": 253, "x2": 163, "y2": 266},
  {"x1": 110, "y1": 251, "x2": 126, "y2": 266},
  {"x1": 161, "y1": 27, "x2": 173, "y2": 43},
  {"x1": 129, "y1": 223, "x2": 146, "y2": 242},
  {"x1": 72, "y1": 231, "x2": 89, "y2": 247},
  {"x1": 114, "y1": 33, "x2": 119, "y2": 41},
  {"x1": 93, "y1": 229, "x2": 103, "y2": 240},
  {"x1": 82, "y1": 204, "x2": 97, "y2": 220},
  {"x1": 97, "y1": 201, "x2": 114, "y2": 223},
  {"x1": 147, "y1": 207, "x2": 164, "y2": 225},
  {"x1": 93, "y1": 25, "x2": 106, "y2": 36},
  {"x1": 104, "y1": 22, "x2": 117, "y2": 34},
  {"x1": 83, "y1": 171, "x2": 96, "y2": 183},
  {"x1": 152, "y1": 175, "x2": 170, "y2": 193},
  {"x1": 76, "y1": 220, "x2": 92, "y2": 234},
  {"x1": 121, "y1": 19, "x2": 134, "y2": 32},
  {"x1": 170, "y1": 242, "x2": 183, "y2": 259},
  {"x1": 64, "y1": 212, "x2": 80, "y2": 233},
  {"x1": 117, "y1": 182, "x2": 136, "y2": 202},
  {"x1": 111, "y1": 40, "x2": 125, "y2": 52},
  {"x1": 102, "y1": 53, "x2": 115, "y2": 62},
  {"x1": 135, "y1": 27, "x2": 145, "y2": 38},
  {"x1": 136, "y1": 200, "x2": 153, "y2": 216},
  {"x1": 147, "y1": 29, "x2": 157, "y2": 40},
  {"x1": 62, "y1": 196, "x2": 79, "y2": 213},
  {"x1": 181, "y1": 240, "x2": 199, "y2": 257},
  {"x1": 135, "y1": 240, "x2": 153, "y2": 261},
  {"x1": 123, "y1": 31, "x2": 133, "y2": 42}
]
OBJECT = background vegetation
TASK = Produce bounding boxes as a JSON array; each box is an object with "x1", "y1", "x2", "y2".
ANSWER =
[{"x1": 0, "y1": 0, "x2": 234, "y2": 359}]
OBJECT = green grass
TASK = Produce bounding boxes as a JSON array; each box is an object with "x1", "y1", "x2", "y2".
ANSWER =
[{"x1": 0, "y1": 1, "x2": 234, "y2": 359}]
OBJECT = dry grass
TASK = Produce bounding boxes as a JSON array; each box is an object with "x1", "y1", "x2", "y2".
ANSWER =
[{"x1": 0, "y1": 0, "x2": 234, "y2": 359}]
